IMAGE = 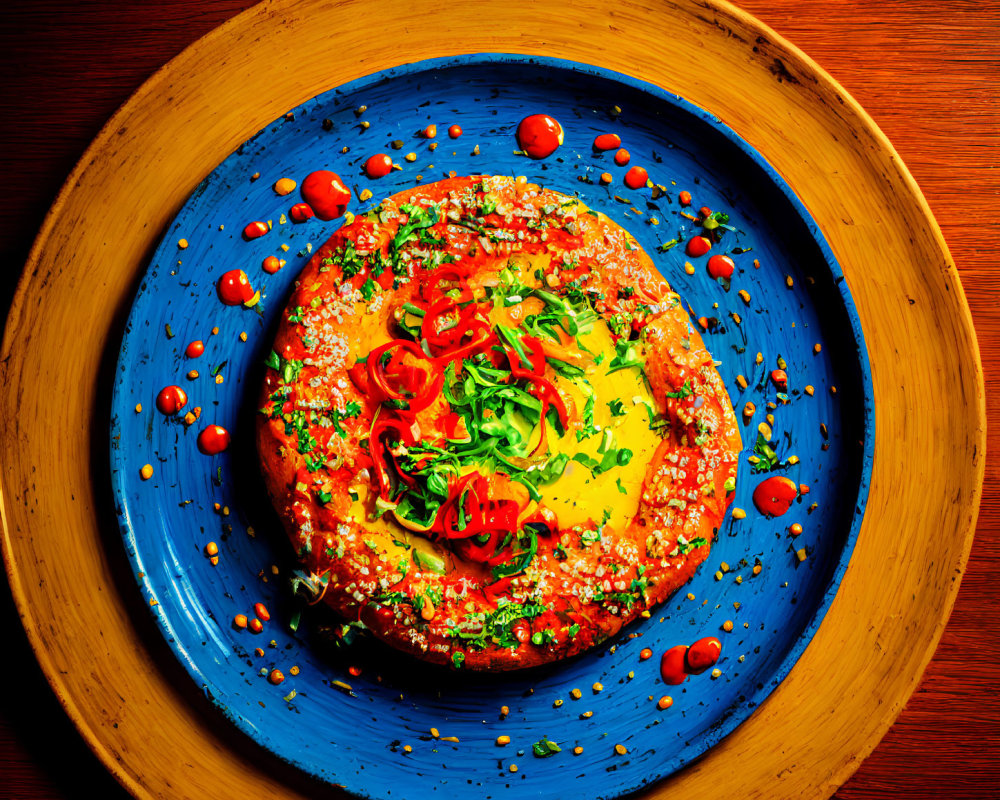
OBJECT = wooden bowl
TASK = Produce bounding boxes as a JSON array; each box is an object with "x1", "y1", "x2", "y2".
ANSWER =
[{"x1": 0, "y1": 1, "x2": 983, "y2": 798}]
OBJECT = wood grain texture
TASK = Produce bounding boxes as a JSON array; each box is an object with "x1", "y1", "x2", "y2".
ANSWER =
[{"x1": 0, "y1": 1, "x2": 994, "y2": 799}]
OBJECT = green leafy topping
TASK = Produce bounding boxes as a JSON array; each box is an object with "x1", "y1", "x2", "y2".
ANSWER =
[
  {"x1": 531, "y1": 738, "x2": 562, "y2": 758},
  {"x1": 665, "y1": 379, "x2": 694, "y2": 399},
  {"x1": 752, "y1": 432, "x2": 780, "y2": 472}
]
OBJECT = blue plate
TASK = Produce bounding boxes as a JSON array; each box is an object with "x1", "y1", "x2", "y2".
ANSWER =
[{"x1": 111, "y1": 55, "x2": 873, "y2": 800}]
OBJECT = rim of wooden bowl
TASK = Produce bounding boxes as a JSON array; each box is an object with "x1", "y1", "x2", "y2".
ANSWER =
[{"x1": 1, "y1": 2, "x2": 984, "y2": 798}]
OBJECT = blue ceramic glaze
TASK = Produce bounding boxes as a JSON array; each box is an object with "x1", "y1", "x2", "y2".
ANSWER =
[{"x1": 111, "y1": 55, "x2": 873, "y2": 799}]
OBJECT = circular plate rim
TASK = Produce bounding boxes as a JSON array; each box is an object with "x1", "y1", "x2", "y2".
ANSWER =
[{"x1": 0, "y1": 2, "x2": 984, "y2": 799}]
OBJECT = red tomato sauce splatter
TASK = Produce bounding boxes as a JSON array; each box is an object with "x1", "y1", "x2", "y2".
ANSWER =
[
  {"x1": 660, "y1": 645, "x2": 689, "y2": 685},
  {"x1": 448, "y1": 124, "x2": 462, "y2": 139},
  {"x1": 624, "y1": 165, "x2": 647, "y2": 189},
  {"x1": 593, "y1": 133, "x2": 621, "y2": 151},
  {"x1": 707, "y1": 254, "x2": 735, "y2": 280},
  {"x1": 217, "y1": 270, "x2": 255, "y2": 305},
  {"x1": 197, "y1": 424, "x2": 231, "y2": 455},
  {"x1": 289, "y1": 202, "x2": 315, "y2": 223},
  {"x1": 614, "y1": 148, "x2": 630, "y2": 166},
  {"x1": 686, "y1": 236, "x2": 712, "y2": 257},
  {"x1": 516, "y1": 114, "x2": 563, "y2": 159},
  {"x1": 155, "y1": 385, "x2": 187, "y2": 415},
  {"x1": 660, "y1": 637, "x2": 722, "y2": 684},
  {"x1": 364, "y1": 153, "x2": 393, "y2": 178},
  {"x1": 262, "y1": 256, "x2": 282, "y2": 274},
  {"x1": 185, "y1": 340, "x2": 205, "y2": 359},
  {"x1": 752, "y1": 476, "x2": 798, "y2": 517},
  {"x1": 242, "y1": 221, "x2": 269, "y2": 240},
  {"x1": 686, "y1": 637, "x2": 722, "y2": 674},
  {"x1": 300, "y1": 170, "x2": 351, "y2": 220}
]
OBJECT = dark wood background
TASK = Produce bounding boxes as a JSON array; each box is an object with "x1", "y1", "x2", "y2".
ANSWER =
[{"x1": 0, "y1": 1, "x2": 996, "y2": 797}]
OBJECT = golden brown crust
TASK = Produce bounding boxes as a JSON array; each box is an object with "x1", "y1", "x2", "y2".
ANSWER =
[{"x1": 256, "y1": 176, "x2": 740, "y2": 670}]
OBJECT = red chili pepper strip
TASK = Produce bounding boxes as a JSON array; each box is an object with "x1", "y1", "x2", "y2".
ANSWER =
[
  {"x1": 369, "y1": 415, "x2": 419, "y2": 498},
  {"x1": 367, "y1": 339, "x2": 443, "y2": 413}
]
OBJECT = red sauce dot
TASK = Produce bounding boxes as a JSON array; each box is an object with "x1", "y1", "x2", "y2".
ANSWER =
[
  {"x1": 678, "y1": 190, "x2": 692, "y2": 206},
  {"x1": 660, "y1": 645, "x2": 689, "y2": 685},
  {"x1": 752, "y1": 476, "x2": 798, "y2": 517},
  {"x1": 262, "y1": 256, "x2": 282, "y2": 274},
  {"x1": 771, "y1": 369, "x2": 788, "y2": 389},
  {"x1": 707, "y1": 254, "x2": 735, "y2": 280},
  {"x1": 197, "y1": 424, "x2": 231, "y2": 455},
  {"x1": 288, "y1": 202, "x2": 315, "y2": 223},
  {"x1": 364, "y1": 153, "x2": 393, "y2": 178},
  {"x1": 623, "y1": 165, "x2": 648, "y2": 189},
  {"x1": 348, "y1": 665, "x2": 362, "y2": 677},
  {"x1": 686, "y1": 236, "x2": 712, "y2": 257},
  {"x1": 516, "y1": 114, "x2": 563, "y2": 159},
  {"x1": 300, "y1": 170, "x2": 351, "y2": 221},
  {"x1": 685, "y1": 637, "x2": 722, "y2": 674},
  {"x1": 699, "y1": 206, "x2": 713, "y2": 219},
  {"x1": 614, "y1": 148, "x2": 630, "y2": 166},
  {"x1": 155, "y1": 385, "x2": 188, "y2": 415},
  {"x1": 185, "y1": 340, "x2": 204, "y2": 358},
  {"x1": 242, "y1": 221, "x2": 269, "y2": 240},
  {"x1": 217, "y1": 269, "x2": 254, "y2": 305},
  {"x1": 448, "y1": 124, "x2": 463, "y2": 139},
  {"x1": 593, "y1": 133, "x2": 621, "y2": 151}
]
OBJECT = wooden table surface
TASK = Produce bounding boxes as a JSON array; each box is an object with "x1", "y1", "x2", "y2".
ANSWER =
[{"x1": 0, "y1": 1, "x2": 995, "y2": 798}]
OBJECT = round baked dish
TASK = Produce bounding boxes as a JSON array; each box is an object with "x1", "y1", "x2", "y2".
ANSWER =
[{"x1": 257, "y1": 175, "x2": 741, "y2": 670}]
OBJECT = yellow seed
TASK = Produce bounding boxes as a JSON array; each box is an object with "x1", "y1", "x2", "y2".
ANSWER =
[
  {"x1": 732, "y1": 507, "x2": 746, "y2": 520},
  {"x1": 215, "y1": 374, "x2": 224, "y2": 384},
  {"x1": 814, "y1": 343, "x2": 822, "y2": 354},
  {"x1": 684, "y1": 261, "x2": 695, "y2": 275},
  {"x1": 581, "y1": 710, "x2": 593, "y2": 719},
  {"x1": 273, "y1": 177, "x2": 297, "y2": 195},
  {"x1": 720, "y1": 561, "x2": 730, "y2": 573},
  {"x1": 187, "y1": 370, "x2": 198, "y2": 380},
  {"x1": 805, "y1": 385, "x2": 815, "y2": 396},
  {"x1": 731, "y1": 312, "x2": 742, "y2": 324},
  {"x1": 509, "y1": 763, "x2": 518, "y2": 773},
  {"x1": 615, "y1": 744, "x2": 628, "y2": 755},
  {"x1": 404, "y1": 152, "x2": 417, "y2": 162},
  {"x1": 570, "y1": 688, "x2": 582, "y2": 700},
  {"x1": 440, "y1": 736, "x2": 460, "y2": 743},
  {"x1": 738, "y1": 288, "x2": 750, "y2": 305},
  {"x1": 496, "y1": 735, "x2": 510, "y2": 746},
  {"x1": 135, "y1": 403, "x2": 142, "y2": 413},
  {"x1": 573, "y1": 746, "x2": 584, "y2": 755},
  {"x1": 723, "y1": 620, "x2": 734, "y2": 632},
  {"x1": 211, "y1": 326, "x2": 219, "y2": 335},
  {"x1": 209, "y1": 555, "x2": 219, "y2": 566},
  {"x1": 289, "y1": 665, "x2": 300, "y2": 676},
  {"x1": 500, "y1": 705, "x2": 509, "y2": 717},
  {"x1": 430, "y1": 727, "x2": 440, "y2": 738},
  {"x1": 735, "y1": 374, "x2": 748, "y2": 390},
  {"x1": 140, "y1": 463, "x2": 153, "y2": 480},
  {"x1": 766, "y1": 413, "x2": 775, "y2": 427},
  {"x1": 796, "y1": 548, "x2": 808, "y2": 562},
  {"x1": 787, "y1": 455, "x2": 800, "y2": 465},
  {"x1": 747, "y1": 455, "x2": 760, "y2": 464},
  {"x1": 222, "y1": 506, "x2": 230, "y2": 516},
  {"x1": 403, "y1": 744, "x2": 412, "y2": 753},
  {"x1": 830, "y1": 385, "x2": 838, "y2": 395},
  {"x1": 714, "y1": 571, "x2": 723, "y2": 581},
  {"x1": 178, "y1": 238, "x2": 189, "y2": 249},
  {"x1": 204, "y1": 541, "x2": 219, "y2": 556},
  {"x1": 553, "y1": 698, "x2": 563, "y2": 707},
  {"x1": 753, "y1": 564, "x2": 762, "y2": 575},
  {"x1": 592, "y1": 682, "x2": 603, "y2": 693},
  {"x1": 735, "y1": 575, "x2": 743, "y2": 584},
  {"x1": 657, "y1": 696, "x2": 673, "y2": 709},
  {"x1": 755, "y1": 351, "x2": 763, "y2": 365},
  {"x1": 776, "y1": 355, "x2": 787, "y2": 370},
  {"x1": 711, "y1": 668, "x2": 722, "y2": 678},
  {"x1": 359, "y1": 189, "x2": 373, "y2": 201},
  {"x1": 240, "y1": 331, "x2": 248, "y2": 342},
  {"x1": 686, "y1": 592, "x2": 695, "y2": 600},
  {"x1": 758, "y1": 422, "x2": 772, "y2": 441},
  {"x1": 785, "y1": 274, "x2": 794, "y2": 288},
  {"x1": 360, "y1": 120, "x2": 370, "y2": 129}
]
